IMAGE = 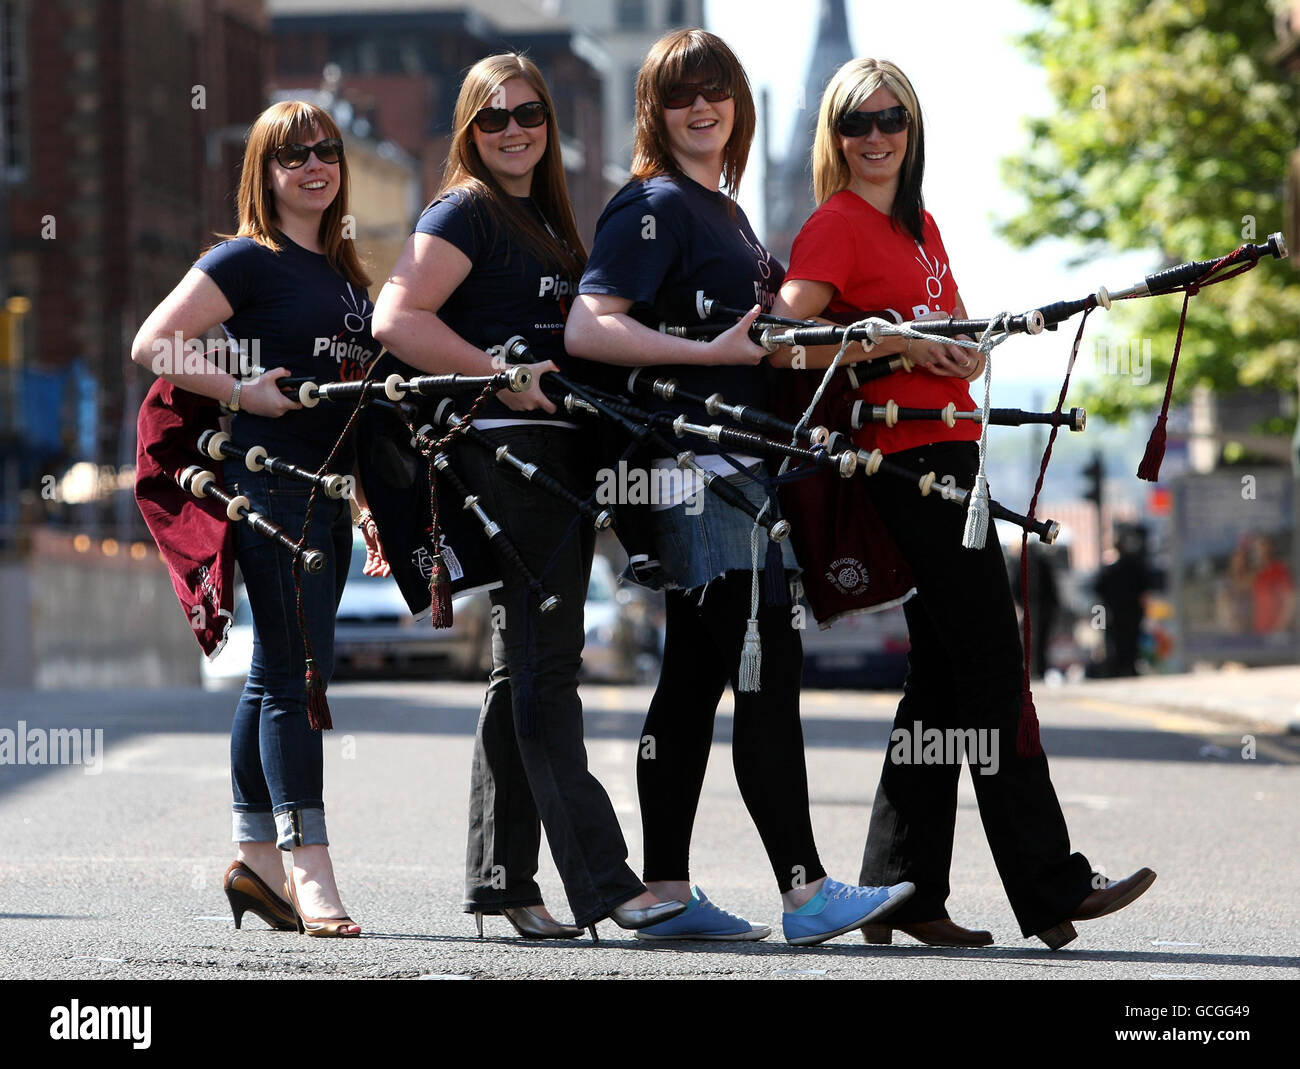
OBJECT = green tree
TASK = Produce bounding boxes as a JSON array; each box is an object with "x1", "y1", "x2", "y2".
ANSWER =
[{"x1": 1001, "y1": 0, "x2": 1300, "y2": 425}]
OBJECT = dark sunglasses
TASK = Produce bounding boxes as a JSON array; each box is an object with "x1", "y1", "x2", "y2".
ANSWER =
[
  {"x1": 472, "y1": 100, "x2": 549, "y2": 134},
  {"x1": 267, "y1": 138, "x2": 344, "y2": 169},
  {"x1": 662, "y1": 83, "x2": 733, "y2": 110},
  {"x1": 836, "y1": 106, "x2": 910, "y2": 138}
]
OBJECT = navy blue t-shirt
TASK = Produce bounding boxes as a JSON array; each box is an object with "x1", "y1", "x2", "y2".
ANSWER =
[
  {"x1": 579, "y1": 174, "x2": 785, "y2": 452},
  {"x1": 414, "y1": 189, "x2": 597, "y2": 421},
  {"x1": 195, "y1": 235, "x2": 379, "y2": 470}
]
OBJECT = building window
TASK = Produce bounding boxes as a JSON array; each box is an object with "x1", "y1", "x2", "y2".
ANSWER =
[
  {"x1": 617, "y1": 0, "x2": 647, "y2": 30},
  {"x1": 0, "y1": 0, "x2": 29, "y2": 183}
]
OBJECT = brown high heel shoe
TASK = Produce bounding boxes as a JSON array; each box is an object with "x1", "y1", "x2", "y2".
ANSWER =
[
  {"x1": 284, "y1": 876, "x2": 361, "y2": 938},
  {"x1": 1036, "y1": 868, "x2": 1157, "y2": 950},
  {"x1": 222, "y1": 860, "x2": 298, "y2": 932},
  {"x1": 473, "y1": 906, "x2": 583, "y2": 940},
  {"x1": 863, "y1": 918, "x2": 994, "y2": 947}
]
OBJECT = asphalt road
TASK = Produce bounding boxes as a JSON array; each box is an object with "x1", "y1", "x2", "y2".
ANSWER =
[{"x1": 1, "y1": 679, "x2": 1297, "y2": 981}]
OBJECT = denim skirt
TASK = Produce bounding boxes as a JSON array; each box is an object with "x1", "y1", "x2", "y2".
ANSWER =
[{"x1": 651, "y1": 466, "x2": 798, "y2": 592}]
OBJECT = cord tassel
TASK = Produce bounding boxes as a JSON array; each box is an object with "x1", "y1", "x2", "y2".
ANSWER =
[
  {"x1": 1017, "y1": 689, "x2": 1042, "y2": 758},
  {"x1": 305, "y1": 657, "x2": 333, "y2": 731},
  {"x1": 738, "y1": 616, "x2": 762, "y2": 692},
  {"x1": 962, "y1": 473, "x2": 991, "y2": 549},
  {"x1": 1136, "y1": 413, "x2": 1168, "y2": 482},
  {"x1": 429, "y1": 550, "x2": 453, "y2": 627}
]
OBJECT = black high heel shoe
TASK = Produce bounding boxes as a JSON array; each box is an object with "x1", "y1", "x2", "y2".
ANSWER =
[
  {"x1": 222, "y1": 860, "x2": 297, "y2": 932},
  {"x1": 473, "y1": 906, "x2": 583, "y2": 940}
]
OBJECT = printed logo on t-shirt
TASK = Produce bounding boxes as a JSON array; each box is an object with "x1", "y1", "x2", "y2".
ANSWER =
[
  {"x1": 738, "y1": 227, "x2": 778, "y2": 311},
  {"x1": 311, "y1": 283, "x2": 378, "y2": 379},
  {"x1": 913, "y1": 243, "x2": 949, "y2": 316}
]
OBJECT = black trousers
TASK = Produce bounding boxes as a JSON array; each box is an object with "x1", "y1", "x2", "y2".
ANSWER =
[
  {"x1": 858, "y1": 441, "x2": 1093, "y2": 937},
  {"x1": 459, "y1": 426, "x2": 645, "y2": 927},
  {"x1": 639, "y1": 571, "x2": 827, "y2": 894}
]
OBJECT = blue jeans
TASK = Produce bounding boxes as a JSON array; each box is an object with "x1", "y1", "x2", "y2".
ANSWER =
[{"x1": 223, "y1": 464, "x2": 352, "y2": 851}]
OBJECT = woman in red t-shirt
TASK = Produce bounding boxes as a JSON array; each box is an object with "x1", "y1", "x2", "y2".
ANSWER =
[{"x1": 772, "y1": 58, "x2": 1155, "y2": 950}]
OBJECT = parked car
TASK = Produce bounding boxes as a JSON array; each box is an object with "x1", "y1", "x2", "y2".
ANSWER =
[
  {"x1": 583, "y1": 554, "x2": 663, "y2": 683},
  {"x1": 201, "y1": 532, "x2": 492, "y2": 689},
  {"x1": 799, "y1": 600, "x2": 911, "y2": 689}
]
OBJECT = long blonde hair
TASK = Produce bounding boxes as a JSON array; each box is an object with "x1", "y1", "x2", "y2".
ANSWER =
[
  {"x1": 812, "y1": 58, "x2": 927, "y2": 243},
  {"x1": 630, "y1": 29, "x2": 756, "y2": 199},
  {"x1": 230, "y1": 100, "x2": 370, "y2": 287},
  {"x1": 438, "y1": 53, "x2": 585, "y2": 278}
]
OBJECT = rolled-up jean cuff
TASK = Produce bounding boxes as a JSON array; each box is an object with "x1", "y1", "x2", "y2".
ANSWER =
[
  {"x1": 232, "y1": 810, "x2": 278, "y2": 843},
  {"x1": 273, "y1": 806, "x2": 328, "y2": 850}
]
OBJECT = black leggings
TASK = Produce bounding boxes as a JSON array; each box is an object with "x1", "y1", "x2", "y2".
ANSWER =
[{"x1": 638, "y1": 571, "x2": 826, "y2": 893}]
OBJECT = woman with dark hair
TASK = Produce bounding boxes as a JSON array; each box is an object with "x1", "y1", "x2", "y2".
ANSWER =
[
  {"x1": 565, "y1": 29, "x2": 914, "y2": 946},
  {"x1": 372, "y1": 53, "x2": 683, "y2": 940},
  {"x1": 773, "y1": 57, "x2": 1155, "y2": 949},
  {"x1": 131, "y1": 101, "x2": 379, "y2": 936}
]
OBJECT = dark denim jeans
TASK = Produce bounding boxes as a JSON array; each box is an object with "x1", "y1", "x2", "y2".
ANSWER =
[
  {"x1": 457, "y1": 426, "x2": 645, "y2": 927},
  {"x1": 224, "y1": 464, "x2": 352, "y2": 851}
]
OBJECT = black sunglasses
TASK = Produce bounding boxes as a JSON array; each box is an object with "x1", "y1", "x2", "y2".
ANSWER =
[
  {"x1": 472, "y1": 100, "x2": 549, "y2": 134},
  {"x1": 662, "y1": 83, "x2": 733, "y2": 110},
  {"x1": 836, "y1": 106, "x2": 910, "y2": 138},
  {"x1": 267, "y1": 138, "x2": 344, "y2": 170}
]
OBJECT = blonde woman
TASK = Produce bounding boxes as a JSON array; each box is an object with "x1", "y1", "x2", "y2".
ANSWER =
[{"x1": 774, "y1": 58, "x2": 1155, "y2": 949}]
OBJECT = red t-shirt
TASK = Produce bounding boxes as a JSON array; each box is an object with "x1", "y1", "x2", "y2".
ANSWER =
[{"x1": 786, "y1": 190, "x2": 981, "y2": 454}]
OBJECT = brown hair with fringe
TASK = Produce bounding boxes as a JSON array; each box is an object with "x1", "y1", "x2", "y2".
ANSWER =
[
  {"x1": 226, "y1": 100, "x2": 371, "y2": 288},
  {"x1": 437, "y1": 53, "x2": 585, "y2": 278},
  {"x1": 630, "y1": 29, "x2": 756, "y2": 199}
]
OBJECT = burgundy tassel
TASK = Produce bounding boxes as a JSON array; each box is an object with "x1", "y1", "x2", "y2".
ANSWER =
[
  {"x1": 1017, "y1": 690, "x2": 1042, "y2": 758},
  {"x1": 429, "y1": 551, "x2": 453, "y2": 628},
  {"x1": 1137, "y1": 289, "x2": 1192, "y2": 483},
  {"x1": 1136, "y1": 413, "x2": 1168, "y2": 482},
  {"x1": 305, "y1": 657, "x2": 333, "y2": 731}
]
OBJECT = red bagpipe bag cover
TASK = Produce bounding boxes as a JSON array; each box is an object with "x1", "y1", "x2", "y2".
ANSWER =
[
  {"x1": 133, "y1": 377, "x2": 234, "y2": 657},
  {"x1": 771, "y1": 366, "x2": 915, "y2": 626}
]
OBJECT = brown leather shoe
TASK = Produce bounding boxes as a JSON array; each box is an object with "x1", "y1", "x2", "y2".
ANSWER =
[
  {"x1": 863, "y1": 918, "x2": 994, "y2": 947},
  {"x1": 1037, "y1": 867, "x2": 1157, "y2": 950},
  {"x1": 1070, "y1": 868, "x2": 1157, "y2": 922}
]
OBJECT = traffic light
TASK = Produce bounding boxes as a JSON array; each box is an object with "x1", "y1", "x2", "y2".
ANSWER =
[{"x1": 1083, "y1": 452, "x2": 1104, "y2": 508}]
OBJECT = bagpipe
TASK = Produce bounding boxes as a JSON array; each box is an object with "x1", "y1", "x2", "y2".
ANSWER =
[{"x1": 136, "y1": 233, "x2": 1287, "y2": 733}]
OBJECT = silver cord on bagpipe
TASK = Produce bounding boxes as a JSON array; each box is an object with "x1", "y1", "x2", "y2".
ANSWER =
[{"x1": 176, "y1": 464, "x2": 326, "y2": 572}]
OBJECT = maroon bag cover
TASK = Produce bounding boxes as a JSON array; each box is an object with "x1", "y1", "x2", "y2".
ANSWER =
[
  {"x1": 134, "y1": 377, "x2": 234, "y2": 657},
  {"x1": 773, "y1": 365, "x2": 915, "y2": 627}
]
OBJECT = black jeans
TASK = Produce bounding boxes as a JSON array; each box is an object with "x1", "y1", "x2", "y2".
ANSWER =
[
  {"x1": 458, "y1": 426, "x2": 645, "y2": 927},
  {"x1": 858, "y1": 441, "x2": 1093, "y2": 937},
  {"x1": 639, "y1": 571, "x2": 827, "y2": 894}
]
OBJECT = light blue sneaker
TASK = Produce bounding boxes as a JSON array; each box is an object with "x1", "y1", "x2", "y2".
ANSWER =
[
  {"x1": 634, "y1": 886, "x2": 771, "y2": 941},
  {"x1": 782, "y1": 878, "x2": 915, "y2": 946}
]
